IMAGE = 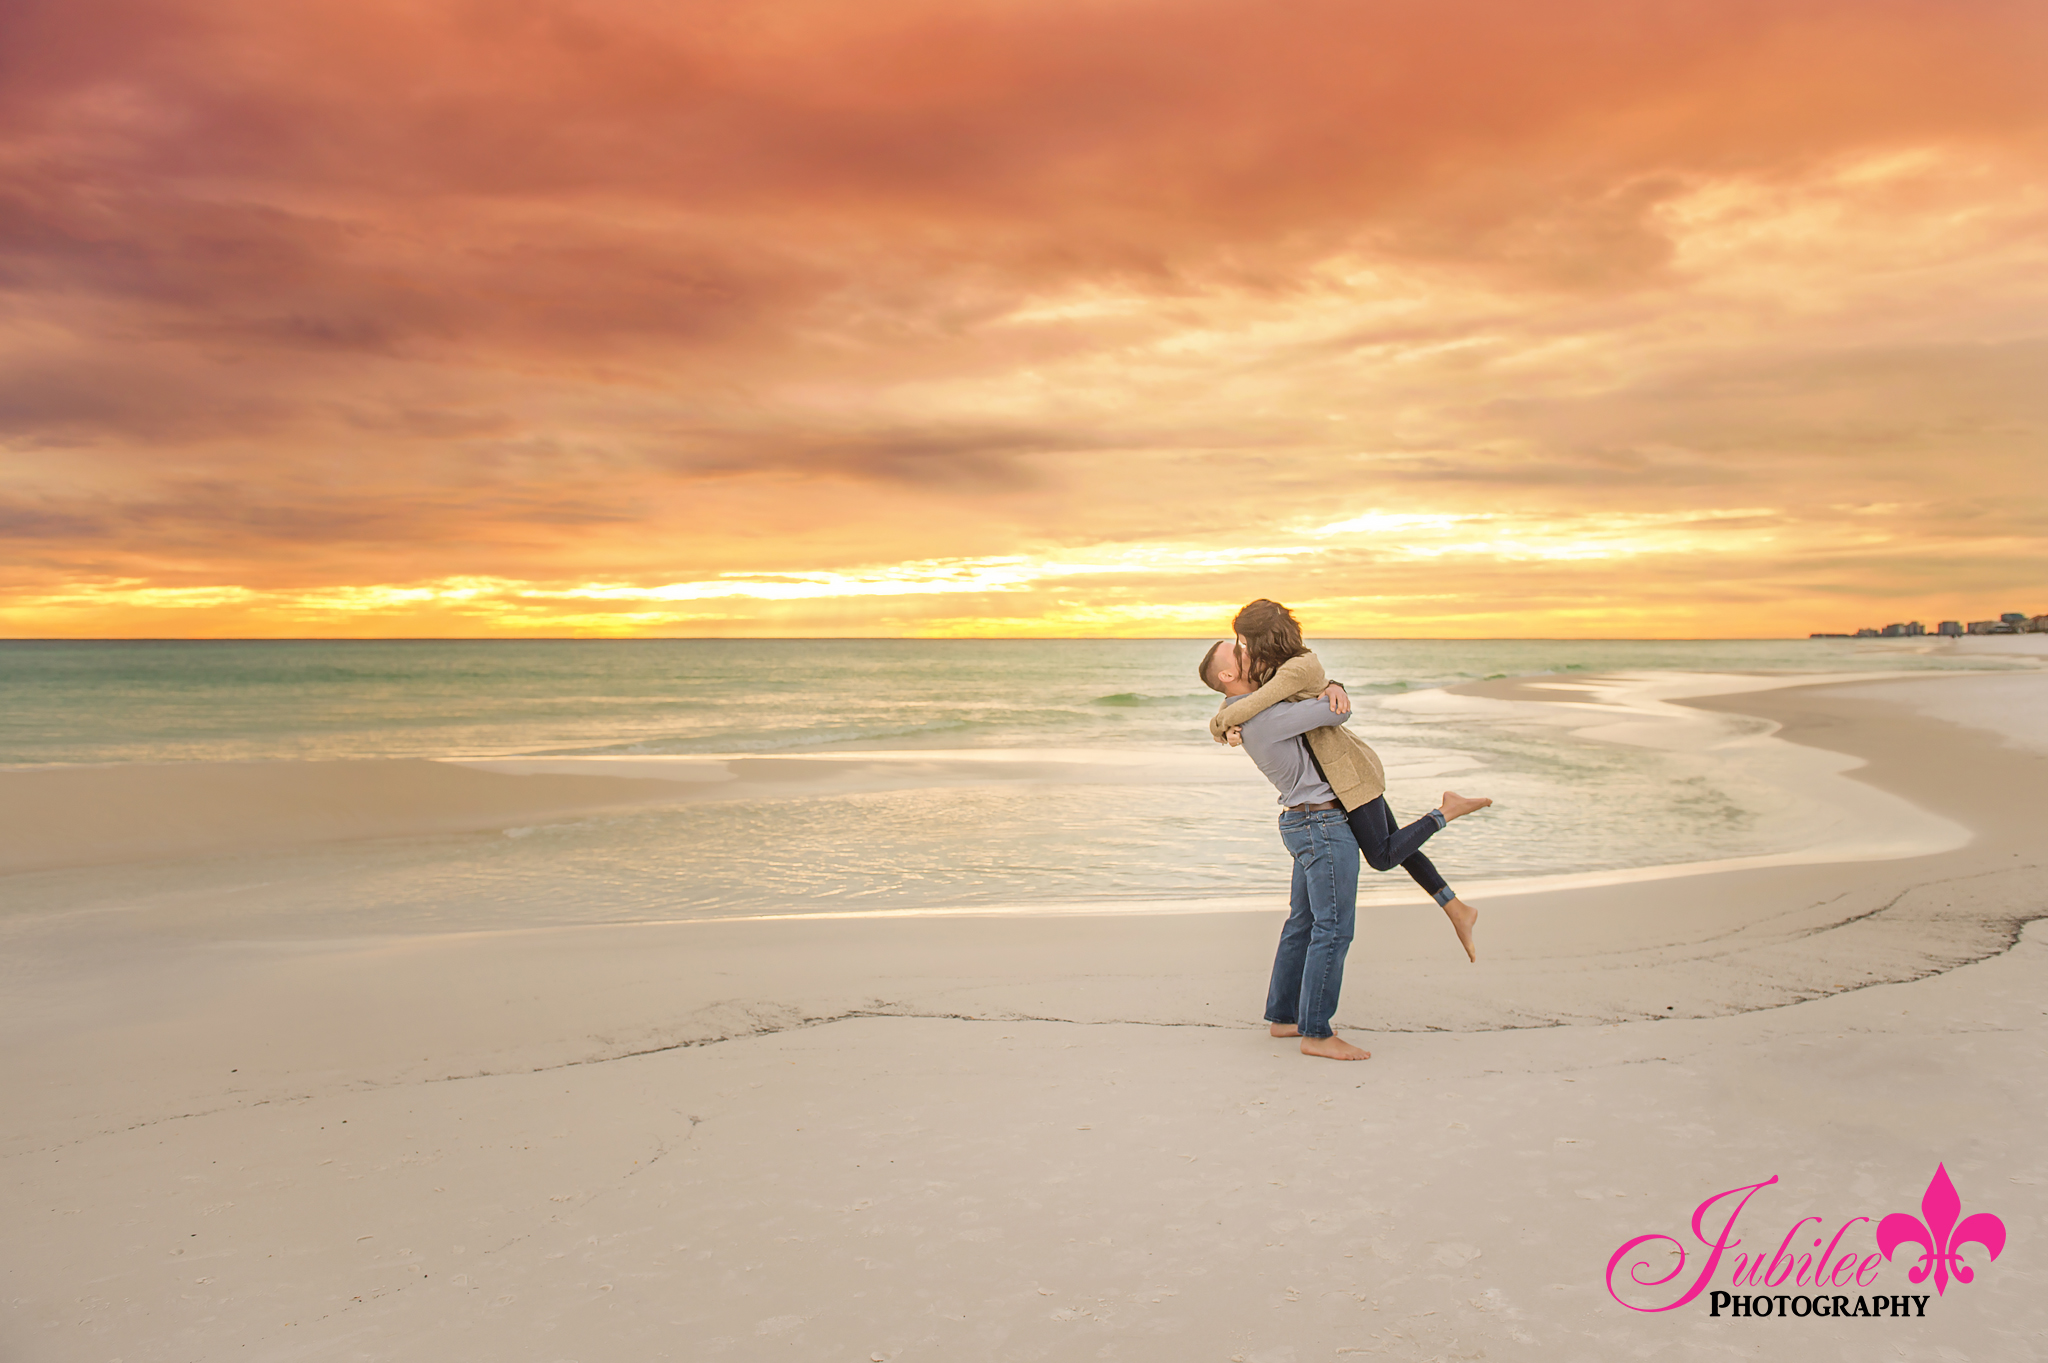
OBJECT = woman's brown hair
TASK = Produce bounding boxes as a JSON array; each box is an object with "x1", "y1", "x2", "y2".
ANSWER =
[{"x1": 1232, "y1": 599, "x2": 1306, "y2": 687}]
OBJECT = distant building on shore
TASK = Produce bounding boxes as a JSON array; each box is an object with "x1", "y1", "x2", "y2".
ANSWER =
[
  {"x1": 1966, "y1": 613, "x2": 2040, "y2": 634},
  {"x1": 1818, "y1": 610, "x2": 2042, "y2": 637}
]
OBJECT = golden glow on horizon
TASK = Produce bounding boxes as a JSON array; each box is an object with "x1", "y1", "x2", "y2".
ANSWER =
[{"x1": 8, "y1": 504, "x2": 2026, "y2": 638}]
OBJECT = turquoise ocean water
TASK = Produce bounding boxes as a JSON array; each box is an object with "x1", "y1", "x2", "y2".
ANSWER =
[{"x1": 0, "y1": 639, "x2": 2033, "y2": 934}]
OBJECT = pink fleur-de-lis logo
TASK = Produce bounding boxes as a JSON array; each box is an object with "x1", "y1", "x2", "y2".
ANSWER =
[{"x1": 1876, "y1": 1164, "x2": 2007, "y2": 1295}]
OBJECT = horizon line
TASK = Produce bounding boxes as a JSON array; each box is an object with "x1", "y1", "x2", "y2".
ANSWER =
[{"x1": 1, "y1": 634, "x2": 1832, "y2": 644}]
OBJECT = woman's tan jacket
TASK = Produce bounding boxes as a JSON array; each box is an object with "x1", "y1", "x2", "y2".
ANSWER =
[{"x1": 1208, "y1": 651, "x2": 1386, "y2": 809}]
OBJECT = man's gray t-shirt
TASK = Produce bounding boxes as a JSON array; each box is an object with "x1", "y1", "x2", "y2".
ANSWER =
[{"x1": 1236, "y1": 697, "x2": 1350, "y2": 807}]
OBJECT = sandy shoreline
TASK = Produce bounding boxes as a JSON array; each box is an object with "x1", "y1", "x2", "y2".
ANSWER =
[
  {"x1": 0, "y1": 760, "x2": 695, "y2": 877},
  {"x1": 3, "y1": 673, "x2": 2044, "y2": 1360}
]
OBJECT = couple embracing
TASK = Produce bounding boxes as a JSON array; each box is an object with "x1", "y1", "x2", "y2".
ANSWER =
[{"x1": 1200, "y1": 600, "x2": 1490, "y2": 1061}]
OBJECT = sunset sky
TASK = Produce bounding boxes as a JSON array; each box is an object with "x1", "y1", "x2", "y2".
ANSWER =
[{"x1": 4, "y1": 0, "x2": 2045, "y2": 637}]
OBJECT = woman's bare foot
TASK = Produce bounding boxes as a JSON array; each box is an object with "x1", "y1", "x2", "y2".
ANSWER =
[
  {"x1": 1442, "y1": 896, "x2": 1478, "y2": 962},
  {"x1": 1269, "y1": 1022, "x2": 1300, "y2": 1037},
  {"x1": 1439, "y1": 791, "x2": 1492, "y2": 821},
  {"x1": 1299, "y1": 1034, "x2": 1372, "y2": 1061}
]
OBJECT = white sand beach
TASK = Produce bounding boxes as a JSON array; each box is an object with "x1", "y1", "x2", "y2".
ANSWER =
[{"x1": 3, "y1": 671, "x2": 2045, "y2": 1361}]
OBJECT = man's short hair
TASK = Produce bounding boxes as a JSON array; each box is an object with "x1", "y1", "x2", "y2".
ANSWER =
[{"x1": 1197, "y1": 640, "x2": 1230, "y2": 693}]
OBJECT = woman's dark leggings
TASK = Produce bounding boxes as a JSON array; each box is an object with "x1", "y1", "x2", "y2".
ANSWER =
[{"x1": 1346, "y1": 797, "x2": 1457, "y2": 906}]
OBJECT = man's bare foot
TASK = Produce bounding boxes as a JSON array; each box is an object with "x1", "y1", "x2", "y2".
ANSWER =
[
  {"x1": 1439, "y1": 791, "x2": 1493, "y2": 822},
  {"x1": 1442, "y1": 896, "x2": 1478, "y2": 962},
  {"x1": 1269, "y1": 1022, "x2": 1300, "y2": 1037},
  {"x1": 1300, "y1": 1034, "x2": 1372, "y2": 1061}
]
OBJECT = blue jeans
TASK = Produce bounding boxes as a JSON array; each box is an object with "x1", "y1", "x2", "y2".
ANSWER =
[{"x1": 1264, "y1": 808, "x2": 1361, "y2": 1040}]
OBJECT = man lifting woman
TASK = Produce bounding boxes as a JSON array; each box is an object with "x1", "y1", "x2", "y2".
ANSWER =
[{"x1": 1198, "y1": 599, "x2": 1489, "y2": 1060}]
